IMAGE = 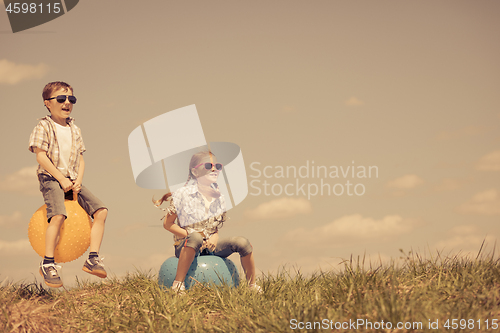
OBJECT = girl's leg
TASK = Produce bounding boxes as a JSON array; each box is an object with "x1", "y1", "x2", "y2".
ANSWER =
[
  {"x1": 174, "y1": 232, "x2": 204, "y2": 282},
  {"x1": 214, "y1": 236, "x2": 256, "y2": 284},
  {"x1": 175, "y1": 246, "x2": 196, "y2": 282},
  {"x1": 241, "y1": 252, "x2": 256, "y2": 285}
]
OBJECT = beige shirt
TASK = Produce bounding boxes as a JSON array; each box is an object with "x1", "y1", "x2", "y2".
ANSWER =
[{"x1": 28, "y1": 116, "x2": 86, "y2": 180}]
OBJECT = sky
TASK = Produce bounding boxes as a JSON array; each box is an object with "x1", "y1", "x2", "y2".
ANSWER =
[{"x1": 0, "y1": 0, "x2": 499, "y2": 288}]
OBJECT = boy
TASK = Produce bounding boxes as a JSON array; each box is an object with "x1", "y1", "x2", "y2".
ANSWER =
[{"x1": 29, "y1": 81, "x2": 108, "y2": 288}]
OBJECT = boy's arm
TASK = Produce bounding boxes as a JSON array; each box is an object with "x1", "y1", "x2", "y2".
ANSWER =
[
  {"x1": 163, "y1": 213, "x2": 188, "y2": 238},
  {"x1": 34, "y1": 148, "x2": 73, "y2": 192},
  {"x1": 73, "y1": 154, "x2": 85, "y2": 193}
]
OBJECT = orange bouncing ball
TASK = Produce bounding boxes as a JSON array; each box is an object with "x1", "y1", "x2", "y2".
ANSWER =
[{"x1": 28, "y1": 193, "x2": 92, "y2": 263}]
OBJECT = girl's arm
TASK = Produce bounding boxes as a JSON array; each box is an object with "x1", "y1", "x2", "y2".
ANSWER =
[{"x1": 163, "y1": 213, "x2": 188, "y2": 238}]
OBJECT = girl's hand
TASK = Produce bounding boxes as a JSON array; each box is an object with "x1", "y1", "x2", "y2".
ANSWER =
[{"x1": 204, "y1": 233, "x2": 219, "y2": 252}]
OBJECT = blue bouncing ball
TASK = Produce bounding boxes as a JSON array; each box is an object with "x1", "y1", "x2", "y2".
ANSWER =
[{"x1": 159, "y1": 255, "x2": 240, "y2": 290}]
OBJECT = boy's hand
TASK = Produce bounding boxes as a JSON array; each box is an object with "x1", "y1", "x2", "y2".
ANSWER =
[
  {"x1": 60, "y1": 178, "x2": 74, "y2": 192},
  {"x1": 72, "y1": 180, "x2": 82, "y2": 193}
]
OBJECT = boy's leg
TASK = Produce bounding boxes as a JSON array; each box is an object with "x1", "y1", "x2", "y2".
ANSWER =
[
  {"x1": 38, "y1": 174, "x2": 67, "y2": 288},
  {"x1": 81, "y1": 208, "x2": 108, "y2": 278},
  {"x1": 40, "y1": 214, "x2": 65, "y2": 288},
  {"x1": 44, "y1": 214, "x2": 64, "y2": 258},
  {"x1": 89, "y1": 208, "x2": 107, "y2": 253},
  {"x1": 40, "y1": 175, "x2": 67, "y2": 256},
  {"x1": 77, "y1": 185, "x2": 108, "y2": 278}
]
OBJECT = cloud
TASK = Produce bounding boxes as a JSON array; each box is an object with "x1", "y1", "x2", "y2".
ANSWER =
[
  {"x1": 0, "y1": 239, "x2": 31, "y2": 255},
  {"x1": 285, "y1": 214, "x2": 414, "y2": 246},
  {"x1": 476, "y1": 150, "x2": 500, "y2": 171},
  {"x1": 0, "y1": 59, "x2": 49, "y2": 85},
  {"x1": 0, "y1": 211, "x2": 23, "y2": 227},
  {"x1": 344, "y1": 97, "x2": 364, "y2": 107},
  {"x1": 0, "y1": 166, "x2": 39, "y2": 196},
  {"x1": 457, "y1": 189, "x2": 500, "y2": 216},
  {"x1": 386, "y1": 174, "x2": 423, "y2": 189},
  {"x1": 435, "y1": 225, "x2": 496, "y2": 255},
  {"x1": 245, "y1": 197, "x2": 312, "y2": 220}
]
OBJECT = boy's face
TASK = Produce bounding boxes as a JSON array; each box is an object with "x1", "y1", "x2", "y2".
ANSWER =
[{"x1": 44, "y1": 87, "x2": 74, "y2": 123}]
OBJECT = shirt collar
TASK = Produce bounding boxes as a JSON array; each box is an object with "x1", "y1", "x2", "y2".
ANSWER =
[
  {"x1": 41, "y1": 115, "x2": 75, "y2": 125},
  {"x1": 187, "y1": 180, "x2": 218, "y2": 197}
]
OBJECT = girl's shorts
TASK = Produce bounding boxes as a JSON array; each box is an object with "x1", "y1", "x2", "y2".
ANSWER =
[
  {"x1": 38, "y1": 174, "x2": 107, "y2": 222},
  {"x1": 174, "y1": 232, "x2": 253, "y2": 259}
]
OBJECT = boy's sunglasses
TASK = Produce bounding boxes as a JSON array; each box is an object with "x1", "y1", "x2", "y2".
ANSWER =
[
  {"x1": 46, "y1": 95, "x2": 77, "y2": 104},
  {"x1": 195, "y1": 162, "x2": 223, "y2": 171}
]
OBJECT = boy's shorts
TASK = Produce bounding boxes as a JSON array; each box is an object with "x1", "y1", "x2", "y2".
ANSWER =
[{"x1": 38, "y1": 174, "x2": 107, "y2": 222}]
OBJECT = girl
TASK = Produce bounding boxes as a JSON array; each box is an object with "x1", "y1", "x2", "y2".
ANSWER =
[{"x1": 154, "y1": 151, "x2": 260, "y2": 293}]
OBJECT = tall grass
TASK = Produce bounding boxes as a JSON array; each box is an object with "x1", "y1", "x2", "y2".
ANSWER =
[{"x1": 2, "y1": 250, "x2": 500, "y2": 332}]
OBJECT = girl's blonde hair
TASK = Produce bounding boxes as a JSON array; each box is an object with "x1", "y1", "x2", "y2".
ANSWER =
[{"x1": 154, "y1": 151, "x2": 221, "y2": 207}]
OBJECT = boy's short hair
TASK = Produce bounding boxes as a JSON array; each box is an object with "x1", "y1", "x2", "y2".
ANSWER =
[{"x1": 42, "y1": 81, "x2": 73, "y2": 101}]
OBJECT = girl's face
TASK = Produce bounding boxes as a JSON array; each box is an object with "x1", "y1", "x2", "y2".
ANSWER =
[{"x1": 192, "y1": 155, "x2": 220, "y2": 185}]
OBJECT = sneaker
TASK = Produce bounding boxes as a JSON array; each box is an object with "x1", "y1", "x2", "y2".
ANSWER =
[
  {"x1": 82, "y1": 256, "x2": 107, "y2": 278},
  {"x1": 171, "y1": 281, "x2": 186, "y2": 295},
  {"x1": 39, "y1": 262, "x2": 63, "y2": 288},
  {"x1": 249, "y1": 283, "x2": 262, "y2": 293}
]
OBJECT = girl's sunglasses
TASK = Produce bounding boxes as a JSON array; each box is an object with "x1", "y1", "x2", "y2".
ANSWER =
[
  {"x1": 46, "y1": 95, "x2": 77, "y2": 104},
  {"x1": 195, "y1": 162, "x2": 223, "y2": 171}
]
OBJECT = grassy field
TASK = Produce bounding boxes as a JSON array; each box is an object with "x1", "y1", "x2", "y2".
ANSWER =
[{"x1": 2, "y1": 250, "x2": 500, "y2": 332}]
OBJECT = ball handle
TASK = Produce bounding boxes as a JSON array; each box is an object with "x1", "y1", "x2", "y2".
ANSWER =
[{"x1": 73, "y1": 191, "x2": 78, "y2": 201}]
